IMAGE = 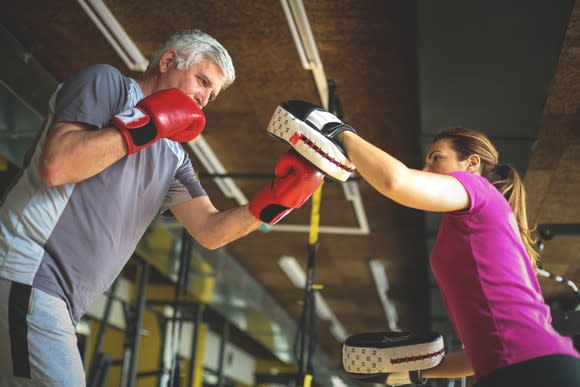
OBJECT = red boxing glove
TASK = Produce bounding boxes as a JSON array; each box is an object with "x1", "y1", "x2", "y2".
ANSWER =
[
  {"x1": 111, "y1": 88, "x2": 205, "y2": 154},
  {"x1": 249, "y1": 150, "x2": 324, "y2": 225}
]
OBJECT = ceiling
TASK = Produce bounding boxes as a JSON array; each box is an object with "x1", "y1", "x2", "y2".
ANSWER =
[{"x1": 1, "y1": 0, "x2": 579, "y2": 384}]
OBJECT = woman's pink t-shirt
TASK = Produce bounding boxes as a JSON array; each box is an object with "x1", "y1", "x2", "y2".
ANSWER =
[{"x1": 430, "y1": 171, "x2": 579, "y2": 378}]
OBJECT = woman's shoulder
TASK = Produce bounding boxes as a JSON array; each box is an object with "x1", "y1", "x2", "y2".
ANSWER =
[
  {"x1": 447, "y1": 171, "x2": 490, "y2": 190},
  {"x1": 447, "y1": 171, "x2": 502, "y2": 212}
]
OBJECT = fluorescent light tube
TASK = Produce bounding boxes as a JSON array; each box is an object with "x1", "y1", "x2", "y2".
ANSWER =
[
  {"x1": 278, "y1": 255, "x2": 306, "y2": 288},
  {"x1": 369, "y1": 259, "x2": 400, "y2": 331},
  {"x1": 77, "y1": 0, "x2": 149, "y2": 72}
]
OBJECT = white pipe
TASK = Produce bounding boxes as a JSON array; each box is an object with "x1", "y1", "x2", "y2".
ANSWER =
[
  {"x1": 280, "y1": 0, "x2": 329, "y2": 107},
  {"x1": 280, "y1": 0, "x2": 311, "y2": 70},
  {"x1": 329, "y1": 318, "x2": 348, "y2": 343},
  {"x1": 271, "y1": 223, "x2": 369, "y2": 235},
  {"x1": 288, "y1": 0, "x2": 323, "y2": 69},
  {"x1": 77, "y1": 0, "x2": 148, "y2": 72},
  {"x1": 344, "y1": 181, "x2": 370, "y2": 234},
  {"x1": 187, "y1": 135, "x2": 249, "y2": 205},
  {"x1": 311, "y1": 65, "x2": 329, "y2": 110},
  {"x1": 278, "y1": 255, "x2": 306, "y2": 288},
  {"x1": 314, "y1": 292, "x2": 333, "y2": 320},
  {"x1": 369, "y1": 259, "x2": 401, "y2": 331}
]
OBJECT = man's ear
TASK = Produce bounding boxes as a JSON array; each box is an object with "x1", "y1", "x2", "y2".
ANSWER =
[
  {"x1": 159, "y1": 50, "x2": 177, "y2": 73},
  {"x1": 467, "y1": 154, "x2": 481, "y2": 172}
]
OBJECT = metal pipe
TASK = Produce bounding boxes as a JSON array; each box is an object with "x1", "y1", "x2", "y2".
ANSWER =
[
  {"x1": 123, "y1": 260, "x2": 149, "y2": 387},
  {"x1": 87, "y1": 278, "x2": 119, "y2": 387},
  {"x1": 186, "y1": 303, "x2": 203, "y2": 387},
  {"x1": 216, "y1": 320, "x2": 230, "y2": 387}
]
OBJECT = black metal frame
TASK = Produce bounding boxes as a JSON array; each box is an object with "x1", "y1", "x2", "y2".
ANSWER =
[
  {"x1": 85, "y1": 227, "x2": 212, "y2": 387},
  {"x1": 86, "y1": 258, "x2": 150, "y2": 387}
]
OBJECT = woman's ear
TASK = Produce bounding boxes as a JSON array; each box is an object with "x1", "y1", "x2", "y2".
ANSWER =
[{"x1": 467, "y1": 154, "x2": 481, "y2": 173}]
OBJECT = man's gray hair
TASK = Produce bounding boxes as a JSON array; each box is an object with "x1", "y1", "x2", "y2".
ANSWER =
[{"x1": 146, "y1": 29, "x2": 235, "y2": 89}]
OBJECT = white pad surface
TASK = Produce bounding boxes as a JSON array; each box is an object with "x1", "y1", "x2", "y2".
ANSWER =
[
  {"x1": 267, "y1": 105, "x2": 356, "y2": 182},
  {"x1": 342, "y1": 331, "x2": 445, "y2": 375}
]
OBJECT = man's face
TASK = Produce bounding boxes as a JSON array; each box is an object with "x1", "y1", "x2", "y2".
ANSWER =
[{"x1": 159, "y1": 53, "x2": 225, "y2": 108}]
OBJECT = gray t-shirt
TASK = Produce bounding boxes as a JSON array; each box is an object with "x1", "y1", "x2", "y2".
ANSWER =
[{"x1": 0, "y1": 64, "x2": 206, "y2": 322}]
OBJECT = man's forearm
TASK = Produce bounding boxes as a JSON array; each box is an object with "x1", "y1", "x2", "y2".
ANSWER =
[{"x1": 193, "y1": 205, "x2": 262, "y2": 250}]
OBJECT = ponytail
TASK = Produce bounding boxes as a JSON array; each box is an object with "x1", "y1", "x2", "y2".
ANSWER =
[
  {"x1": 435, "y1": 128, "x2": 539, "y2": 270},
  {"x1": 483, "y1": 163, "x2": 539, "y2": 269}
]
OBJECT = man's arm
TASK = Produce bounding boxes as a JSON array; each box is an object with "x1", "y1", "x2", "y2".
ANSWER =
[
  {"x1": 40, "y1": 88, "x2": 206, "y2": 187},
  {"x1": 39, "y1": 121, "x2": 127, "y2": 186},
  {"x1": 422, "y1": 350, "x2": 474, "y2": 379},
  {"x1": 171, "y1": 150, "x2": 324, "y2": 249},
  {"x1": 170, "y1": 196, "x2": 261, "y2": 250}
]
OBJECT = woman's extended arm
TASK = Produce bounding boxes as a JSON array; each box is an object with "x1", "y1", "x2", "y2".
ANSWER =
[{"x1": 340, "y1": 131, "x2": 470, "y2": 212}]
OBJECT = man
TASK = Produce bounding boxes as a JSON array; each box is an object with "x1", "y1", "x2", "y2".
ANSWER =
[{"x1": 0, "y1": 29, "x2": 323, "y2": 385}]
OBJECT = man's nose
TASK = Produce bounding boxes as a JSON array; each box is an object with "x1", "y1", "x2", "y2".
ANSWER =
[{"x1": 196, "y1": 90, "x2": 211, "y2": 108}]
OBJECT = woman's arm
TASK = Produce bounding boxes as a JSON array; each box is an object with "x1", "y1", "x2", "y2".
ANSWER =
[
  {"x1": 422, "y1": 350, "x2": 474, "y2": 379},
  {"x1": 340, "y1": 131, "x2": 470, "y2": 212}
]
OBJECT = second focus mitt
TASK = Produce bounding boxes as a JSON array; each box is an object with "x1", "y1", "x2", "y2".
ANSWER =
[{"x1": 342, "y1": 331, "x2": 444, "y2": 378}]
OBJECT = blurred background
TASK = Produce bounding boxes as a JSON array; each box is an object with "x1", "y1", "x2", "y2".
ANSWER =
[{"x1": 1, "y1": 1, "x2": 579, "y2": 386}]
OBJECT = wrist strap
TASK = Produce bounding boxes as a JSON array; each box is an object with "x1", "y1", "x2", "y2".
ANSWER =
[{"x1": 410, "y1": 370, "x2": 426, "y2": 385}]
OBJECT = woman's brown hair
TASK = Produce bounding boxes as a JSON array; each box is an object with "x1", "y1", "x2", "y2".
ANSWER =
[{"x1": 433, "y1": 128, "x2": 539, "y2": 269}]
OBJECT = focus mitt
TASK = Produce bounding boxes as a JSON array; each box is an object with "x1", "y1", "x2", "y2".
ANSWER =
[
  {"x1": 342, "y1": 331, "x2": 444, "y2": 381},
  {"x1": 266, "y1": 100, "x2": 356, "y2": 182}
]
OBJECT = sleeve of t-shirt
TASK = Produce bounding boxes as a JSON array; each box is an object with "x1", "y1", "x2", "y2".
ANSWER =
[
  {"x1": 448, "y1": 171, "x2": 488, "y2": 213},
  {"x1": 160, "y1": 142, "x2": 208, "y2": 214},
  {"x1": 53, "y1": 64, "x2": 130, "y2": 129}
]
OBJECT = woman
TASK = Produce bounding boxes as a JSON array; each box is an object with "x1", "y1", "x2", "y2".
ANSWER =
[{"x1": 338, "y1": 128, "x2": 580, "y2": 386}]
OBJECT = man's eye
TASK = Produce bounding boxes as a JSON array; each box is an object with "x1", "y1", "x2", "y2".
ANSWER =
[{"x1": 197, "y1": 76, "x2": 208, "y2": 87}]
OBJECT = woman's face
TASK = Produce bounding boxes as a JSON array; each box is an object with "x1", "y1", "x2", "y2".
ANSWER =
[{"x1": 423, "y1": 139, "x2": 470, "y2": 175}]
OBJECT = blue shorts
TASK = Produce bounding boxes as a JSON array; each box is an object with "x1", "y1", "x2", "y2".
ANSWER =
[{"x1": 0, "y1": 278, "x2": 85, "y2": 386}]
